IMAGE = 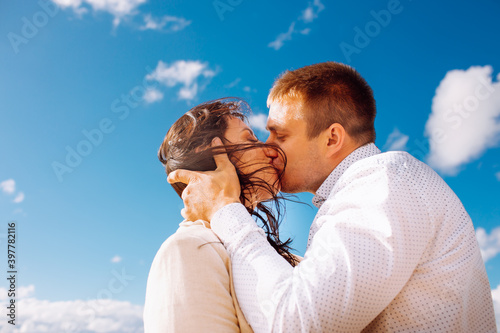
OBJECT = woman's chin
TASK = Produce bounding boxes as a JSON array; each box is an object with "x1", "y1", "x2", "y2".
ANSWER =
[
  {"x1": 256, "y1": 185, "x2": 280, "y2": 202},
  {"x1": 256, "y1": 192, "x2": 272, "y2": 203}
]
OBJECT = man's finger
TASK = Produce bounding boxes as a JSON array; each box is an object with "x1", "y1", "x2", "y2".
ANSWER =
[
  {"x1": 211, "y1": 137, "x2": 234, "y2": 170},
  {"x1": 180, "y1": 207, "x2": 188, "y2": 220},
  {"x1": 167, "y1": 169, "x2": 199, "y2": 185}
]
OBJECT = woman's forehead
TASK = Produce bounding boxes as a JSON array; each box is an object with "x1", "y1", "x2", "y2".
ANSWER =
[
  {"x1": 224, "y1": 117, "x2": 254, "y2": 139},
  {"x1": 226, "y1": 116, "x2": 250, "y2": 131}
]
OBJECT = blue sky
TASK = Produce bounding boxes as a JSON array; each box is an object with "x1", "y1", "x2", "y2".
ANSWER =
[{"x1": 1, "y1": 0, "x2": 499, "y2": 331}]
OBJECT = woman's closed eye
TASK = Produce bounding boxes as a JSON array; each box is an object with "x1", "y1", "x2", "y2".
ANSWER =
[{"x1": 247, "y1": 135, "x2": 259, "y2": 143}]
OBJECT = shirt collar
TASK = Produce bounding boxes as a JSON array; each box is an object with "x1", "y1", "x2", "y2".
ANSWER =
[
  {"x1": 179, "y1": 219, "x2": 211, "y2": 229},
  {"x1": 312, "y1": 143, "x2": 381, "y2": 208}
]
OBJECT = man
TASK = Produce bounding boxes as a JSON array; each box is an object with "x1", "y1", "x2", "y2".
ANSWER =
[{"x1": 168, "y1": 62, "x2": 496, "y2": 332}]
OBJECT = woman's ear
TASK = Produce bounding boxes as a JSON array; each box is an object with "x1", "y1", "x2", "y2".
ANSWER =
[{"x1": 325, "y1": 123, "x2": 346, "y2": 157}]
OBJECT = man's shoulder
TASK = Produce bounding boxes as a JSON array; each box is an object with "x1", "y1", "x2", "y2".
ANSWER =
[
  {"x1": 361, "y1": 149, "x2": 424, "y2": 165},
  {"x1": 346, "y1": 150, "x2": 435, "y2": 178},
  {"x1": 333, "y1": 150, "x2": 446, "y2": 199}
]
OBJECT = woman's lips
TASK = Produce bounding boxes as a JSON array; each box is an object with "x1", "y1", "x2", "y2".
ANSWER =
[{"x1": 271, "y1": 158, "x2": 284, "y2": 171}]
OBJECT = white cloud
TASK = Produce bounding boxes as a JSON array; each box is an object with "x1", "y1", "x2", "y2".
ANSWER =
[
  {"x1": 300, "y1": 0, "x2": 325, "y2": 23},
  {"x1": 496, "y1": 171, "x2": 500, "y2": 181},
  {"x1": 492, "y1": 284, "x2": 500, "y2": 331},
  {"x1": 268, "y1": 22, "x2": 295, "y2": 51},
  {"x1": 0, "y1": 179, "x2": 24, "y2": 204},
  {"x1": 0, "y1": 179, "x2": 15, "y2": 194},
  {"x1": 248, "y1": 113, "x2": 267, "y2": 133},
  {"x1": 476, "y1": 227, "x2": 500, "y2": 262},
  {"x1": 52, "y1": 0, "x2": 147, "y2": 26},
  {"x1": 143, "y1": 87, "x2": 163, "y2": 104},
  {"x1": 301, "y1": 7, "x2": 315, "y2": 22},
  {"x1": 51, "y1": 0, "x2": 87, "y2": 15},
  {"x1": 300, "y1": 28, "x2": 311, "y2": 35},
  {"x1": 140, "y1": 14, "x2": 191, "y2": 32},
  {"x1": 178, "y1": 84, "x2": 198, "y2": 100},
  {"x1": 224, "y1": 78, "x2": 241, "y2": 89},
  {"x1": 13, "y1": 192, "x2": 25, "y2": 203},
  {"x1": 243, "y1": 86, "x2": 257, "y2": 93},
  {"x1": 0, "y1": 286, "x2": 144, "y2": 333},
  {"x1": 425, "y1": 65, "x2": 500, "y2": 175},
  {"x1": 111, "y1": 255, "x2": 122, "y2": 263},
  {"x1": 18, "y1": 284, "x2": 36, "y2": 298},
  {"x1": 269, "y1": 0, "x2": 324, "y2": 50},
  {"x1": 52, "y1": 0, "x2": 192, "y2": 31},
  {"x1": 146, "y1": 60, "x2": 217, "y2": 101},
  {"x1": 0, "y1": 285, "x2": 35, "y2": 301},
  {"x1": 383, "y1": 128, "x2": 409, "y2": 151}
]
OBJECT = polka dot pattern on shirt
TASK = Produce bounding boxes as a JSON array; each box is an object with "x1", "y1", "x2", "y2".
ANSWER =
[{"x1": 212, "y1": 143, "x2": 497, "y2": 333}]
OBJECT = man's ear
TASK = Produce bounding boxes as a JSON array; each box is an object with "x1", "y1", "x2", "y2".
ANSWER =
[{"x1": 325, "y1": 123, "x2": 346, "y2": 157}]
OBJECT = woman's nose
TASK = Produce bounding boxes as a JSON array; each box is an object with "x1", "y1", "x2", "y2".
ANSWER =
[{"x1": 263, "y1": 145, "x2": 279, "y2": 159}]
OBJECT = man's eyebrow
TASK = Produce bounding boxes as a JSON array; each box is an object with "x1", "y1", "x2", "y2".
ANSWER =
[{"x1": 266, "y1": 125, "x2": 285, "y2": 132}]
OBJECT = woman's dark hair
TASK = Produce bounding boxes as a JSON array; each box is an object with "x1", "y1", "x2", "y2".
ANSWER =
[{"x1": 158, "y1": 98, "x2": 298, "y2": 266}]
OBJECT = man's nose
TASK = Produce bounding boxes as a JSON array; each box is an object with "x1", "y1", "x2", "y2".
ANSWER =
[{"x1": 264, "y1": 135, "x2": 275, "y2": 146}]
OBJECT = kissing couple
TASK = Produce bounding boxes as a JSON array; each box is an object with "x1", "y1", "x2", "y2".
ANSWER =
[{"x1": 144, "y1": 62, "x2": 496, "y2": 332}]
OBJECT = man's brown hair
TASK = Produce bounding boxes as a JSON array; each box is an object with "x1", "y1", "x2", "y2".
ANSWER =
[{"x1": 267, "y1": 62, "x2": 376, "y2": 144}]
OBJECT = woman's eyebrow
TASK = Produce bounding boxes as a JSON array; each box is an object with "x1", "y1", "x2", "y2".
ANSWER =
[{"x1": 241, "y1": 128, "x2": 257, "y2": 137}]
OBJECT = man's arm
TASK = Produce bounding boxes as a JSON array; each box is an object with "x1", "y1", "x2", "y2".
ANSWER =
[{"x1": 211, "y1": 161, "x2": 431, "y2": 332}]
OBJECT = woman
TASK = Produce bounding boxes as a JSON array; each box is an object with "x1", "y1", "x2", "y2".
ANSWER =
[{"x1": 143, "y1": 98, "x2": 298, "y2": 332}]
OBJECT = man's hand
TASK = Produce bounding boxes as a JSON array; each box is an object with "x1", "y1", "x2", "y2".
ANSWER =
[{"x1": 167, "y1": 137, "x2": 242, "y2": 222}]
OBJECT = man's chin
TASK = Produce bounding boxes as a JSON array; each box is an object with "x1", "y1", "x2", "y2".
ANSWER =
[{"x1": 280, "y1": 181, "x2": 302, "y2": 194}]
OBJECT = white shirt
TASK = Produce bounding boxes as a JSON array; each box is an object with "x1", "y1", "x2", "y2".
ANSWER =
[{"x1": 211, "y1": 143, "x2": 497, "y2": 332}]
